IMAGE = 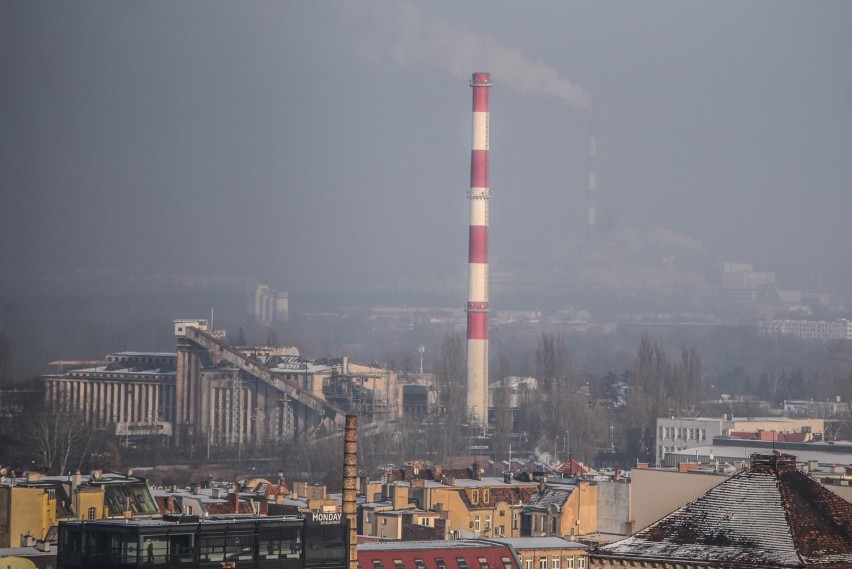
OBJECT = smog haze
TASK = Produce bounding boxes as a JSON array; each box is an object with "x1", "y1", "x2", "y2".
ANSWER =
[{"x1": 2, "y1": 1, "x2": 851, "y2": 294}]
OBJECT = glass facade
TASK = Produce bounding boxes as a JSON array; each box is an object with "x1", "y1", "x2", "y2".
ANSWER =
[{"x1": 58, "y1": 516, "x2": 346, "y2": 569}]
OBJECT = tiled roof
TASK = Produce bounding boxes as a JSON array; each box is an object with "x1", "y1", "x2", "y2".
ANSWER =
[{"x1": 599, "y1": 453, "x2": 852, "y2": 568}]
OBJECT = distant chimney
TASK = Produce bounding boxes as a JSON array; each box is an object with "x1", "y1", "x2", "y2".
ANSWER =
[
  {"x1": 342, "y1": 415, "x2": 359, "y2": 569},
  {"x1": 228, "y1": 492, "x2": 239, "y2": 514}
]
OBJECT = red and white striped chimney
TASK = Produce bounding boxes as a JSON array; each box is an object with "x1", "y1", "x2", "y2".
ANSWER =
[{"x1": 466, "y1": 72, "x2": 491, "y2": 424}]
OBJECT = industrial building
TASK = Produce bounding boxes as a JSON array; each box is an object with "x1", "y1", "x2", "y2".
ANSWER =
[{"x1": 43, "y1": 320, "x2": 401, "y2": 449}]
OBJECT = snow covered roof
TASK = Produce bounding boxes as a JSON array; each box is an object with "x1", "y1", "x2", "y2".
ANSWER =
[{"x1": 598, "y1": 452, "x2": 852, "y2": 568}]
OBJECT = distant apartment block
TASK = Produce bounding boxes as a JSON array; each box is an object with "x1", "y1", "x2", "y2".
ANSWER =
[
  {"x1": 763, "y1": 318, "x2": 852, "y2": 341},
  {"x1": 655, "y1": 416, "x2": 825, "y2": 463}
]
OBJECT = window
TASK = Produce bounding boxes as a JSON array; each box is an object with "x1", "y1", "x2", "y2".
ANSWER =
[
  {"x1": 472, "y1": 490, "x2": 479, "y2": 503},
  {"x1": 551, "y1": 555, "x2": 560, "y2": 569},
  {"x1": 374, "y1": 560, "x2": 385, "y2": 569},
  {"x1": 457, "y1": 558, "x2": 470, "y2": 569},
  {"x1": 578, "y1": 557, "x2": 585, "y2": 569},
  {"x1": 142, "y1": 536, "x2": 170, "y2": 564},
  {"x1": 485, "y1": 515, "x2": 492, "y2": 531},
  {"x1": 501, "y1": 557, "x2": 513, "y2": 569},
  {"x1": 474, "y1": 515, "x2": 481, "y2": 532},
  {"x1": 478, "y1": 558, "x2": 490, "y2": 569},
  {"x1": 381, "y1": 518, "x2": 387, "y2": 525},
  {"x1": 539, "y1": 557, "x2": 547, "y2": 569},
  {"x1": 169, "y1": 532, "x2": 196, "y2": 564},
  {"x1": 512, "y1": 513, "x2": 519, "y2": 530},
  {"x1": 524, "y1": 559, "x2": 533, "y2": 569},
  {"x1": 394, "y1": 559, "x2": 405, "y2": 569},
  {"x1": 436, "y1": 558, "x2": 447, "y2": 569},
  {"x1": 566, "y1": 557, "x2": 574, "y2": 569},
  {"x1": 415, "y1": 559, "x2": 427, "y2": 569},
  {"x1": 658, "y1": 426, "x2": 663, "y2": 438},
  {"x1": 87, "y1": 507, "x2": 97, "y2": 520}
]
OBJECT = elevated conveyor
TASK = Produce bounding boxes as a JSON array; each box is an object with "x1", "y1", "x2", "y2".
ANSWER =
[{"x1": 183, "y1": 326, "x2": 347, "y2": 433}]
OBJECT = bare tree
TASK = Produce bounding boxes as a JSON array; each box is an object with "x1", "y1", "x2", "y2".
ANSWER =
[
  {"x1": 491, "y1": 357, "x2": 513, "y2": 465},
  {"x1": 425, "y1": 334, "x2": 469, "y2": 463},
  {"x1": 27, "y1": 407, "x2": 106, "y2": 474}
]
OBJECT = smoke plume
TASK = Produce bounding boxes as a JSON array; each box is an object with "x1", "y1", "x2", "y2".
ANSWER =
[{"x1": 348, "y1": 2, "x2": 590, "y2": 109}]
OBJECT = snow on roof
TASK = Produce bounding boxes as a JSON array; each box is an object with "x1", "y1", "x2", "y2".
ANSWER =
[{"x1": 600, "y1": 453, "x2": 852, "y2": 567}]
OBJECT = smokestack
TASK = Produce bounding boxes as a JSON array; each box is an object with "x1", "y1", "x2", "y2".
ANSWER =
[
  {"x1": 342, "y1": 415, "x2": 358, "y2": 569},
  {"x1": 466, "y1": 72, "x2": 492, "y2": 424},
  {"x1": 585, "y1": 121, "x2": 597, "y2": 248}
]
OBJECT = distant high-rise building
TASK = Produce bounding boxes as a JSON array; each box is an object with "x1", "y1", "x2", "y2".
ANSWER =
[{"x1": 253, "y1": 284, "x2": 288, "y2": 323}]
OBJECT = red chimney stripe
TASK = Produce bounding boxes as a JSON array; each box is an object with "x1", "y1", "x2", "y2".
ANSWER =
[
  {"x1": 467, "y1": 311, "x2": 488, "y2": 340},
  {"x1": 471, "y1": 150, "x2": 489, "y2": 188},
  {"x1": 469, "y1": 226, "x2": 488, "y2": 263},
  {"x1": 472, "y1": 76, "x2": 490, "y2": 112}
]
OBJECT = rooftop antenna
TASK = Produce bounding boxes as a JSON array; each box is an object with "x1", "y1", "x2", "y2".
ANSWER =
[{"x1": 419, "y1": 344, "x2": 425, "y2": 374}]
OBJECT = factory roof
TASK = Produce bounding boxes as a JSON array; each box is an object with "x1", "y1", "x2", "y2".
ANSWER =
[{"x1": 598, "y1": 452, "x2": 852, "y2": 568}]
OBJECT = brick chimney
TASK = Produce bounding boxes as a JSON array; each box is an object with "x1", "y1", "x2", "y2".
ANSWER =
[{"x1": 228, "y1": 492, "x2": 239, "y2": 513}]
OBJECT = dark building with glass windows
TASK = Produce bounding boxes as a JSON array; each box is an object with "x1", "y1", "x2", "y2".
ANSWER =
[{"x1": 58, "y1": 514, "x2": 347, "y2": 569}]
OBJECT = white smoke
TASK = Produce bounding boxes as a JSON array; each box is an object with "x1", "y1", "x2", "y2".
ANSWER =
[
  {"x1": 533, "y1": 447, "x2": 554, "y2": 467},
  {"x1": 346, "y1": 2, "x2": 590, "y2": 109}
]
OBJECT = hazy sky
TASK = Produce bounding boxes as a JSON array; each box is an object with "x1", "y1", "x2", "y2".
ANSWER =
[{"x1": 2, "y1": 1, "x2": 851, "y2": 293}]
